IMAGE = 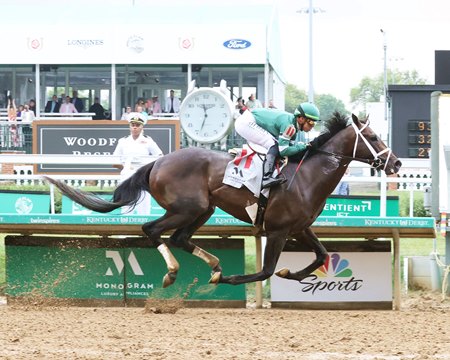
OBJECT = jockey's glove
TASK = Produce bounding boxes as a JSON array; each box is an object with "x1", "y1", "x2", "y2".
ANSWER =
[{"x1": 307, "y1": 137, "x2": 321, "y2": 150}]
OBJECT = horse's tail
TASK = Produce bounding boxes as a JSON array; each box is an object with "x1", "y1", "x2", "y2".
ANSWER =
[
  {"x1": 111, "y1": 162, "x2": 154, "y2": 210},
  {"x1": 43, "y1": 161, "x2": 155, "y2": 213}
]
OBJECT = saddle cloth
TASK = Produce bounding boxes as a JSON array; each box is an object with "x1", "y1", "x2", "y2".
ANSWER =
[{"x1": 223, "y1": 144, "x2": 263, "y2": 197}]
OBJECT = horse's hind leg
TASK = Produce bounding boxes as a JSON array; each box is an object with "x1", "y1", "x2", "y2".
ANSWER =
[
  {"x1": 169, "y1": 207, "x2": 224, "y2": 281},
  {"x1": 142, "y1": 212, "x2": 206, "y2": 288},
  {"x1": 142, "y1": 206, "x2": 218, "y2": 287},
  {"x1": 140, "y1": 215, "x2": 180, "y2": 287},
  {"x1": 275, "y1": 227, "x2": 328, "y2": 281}
]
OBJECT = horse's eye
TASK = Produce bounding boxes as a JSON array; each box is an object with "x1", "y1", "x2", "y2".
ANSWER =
[{"x1": 370, "y1": 135, "x2": 378, "y2": 141}]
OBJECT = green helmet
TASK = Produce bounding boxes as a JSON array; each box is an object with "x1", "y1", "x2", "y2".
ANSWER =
[{"x1": 294, "y1": 102, "x2": 320, "y2": 122}]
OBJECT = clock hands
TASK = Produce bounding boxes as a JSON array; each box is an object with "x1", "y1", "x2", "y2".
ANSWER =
[{"x1": 197, "y1": 104, "x2": 216, "y2": 131}]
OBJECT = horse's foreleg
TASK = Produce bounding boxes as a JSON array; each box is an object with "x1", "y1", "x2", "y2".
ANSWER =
[
  {"x1": 275, "y1": 227, "x2": 327, "y2": 281},
  {"x1": 213, "y1": 230, "x2": 288, "y2": 285}
]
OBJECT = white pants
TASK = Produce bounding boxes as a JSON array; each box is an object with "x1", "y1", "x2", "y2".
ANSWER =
[{"x1": 234, "y1": 110, "x2": 276, "y2": 151}]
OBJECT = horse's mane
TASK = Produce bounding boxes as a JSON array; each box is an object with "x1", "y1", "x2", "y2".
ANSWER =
[
  {"x1": 323, "y1": 111, "x2": 350, "y2": 135},
  {"x1": 287, "y1": 111, "x2": 350, "y2": 163}
]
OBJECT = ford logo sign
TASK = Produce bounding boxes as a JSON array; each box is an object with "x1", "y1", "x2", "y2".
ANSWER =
[{"x1": 223, "y1": 39, "x2": 251, "y2": 50}]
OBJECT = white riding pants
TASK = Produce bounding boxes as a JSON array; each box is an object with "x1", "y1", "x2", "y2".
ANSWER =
[{"x1": 234, "y1": 110, "x2": 276, "y2": 150}]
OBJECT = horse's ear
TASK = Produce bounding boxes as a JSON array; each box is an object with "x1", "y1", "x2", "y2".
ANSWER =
[{"x1": 351, "y1": 113, "x2": 360, "y2": 125}]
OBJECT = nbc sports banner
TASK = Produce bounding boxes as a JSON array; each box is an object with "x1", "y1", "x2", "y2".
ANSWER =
[{"x1": 271, "y1": 241, "x2": 392, "y2": 305}]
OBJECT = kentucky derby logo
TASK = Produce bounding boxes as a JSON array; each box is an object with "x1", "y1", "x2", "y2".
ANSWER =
[
  {"x1": 127, "y1": 35, "x2": 144, "y2": 53},
  {"x1": 27, "y1": 38, "x2": 43, "y2": 51},
  {"x1": 15, "y1": 197, "x2": 33, "y2": 214},
  {"x1": 179, "y1": 37, "x2": 194, "y2": 51},
  {"x1": 223, "y1": 39, "x2": 251, "y2": 50},
  {"x1": 299, "y1": 253, "x2": 363, "y2": 294}
]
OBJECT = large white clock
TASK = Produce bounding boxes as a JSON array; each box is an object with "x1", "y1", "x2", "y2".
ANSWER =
[{"x1": 179, "y1": 79, "x2": 234, "y2": 143}]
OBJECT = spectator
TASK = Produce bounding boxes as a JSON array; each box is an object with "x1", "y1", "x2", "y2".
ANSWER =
[
  {"x1": 246, "y1": 93, "x2": 262, "y2": 110},
  {"x1": 16, "y1": 104, "x2": 24, "y2": 118},
  {"x1": 231, "y1": 97, "x2": 247, "y2": 147},
  {"x1": 72, "y1": 90, "x2": 84, "y2": 112},
  {"x1": 235, "y1": 96, "x2": 247, "y2": 117},
  {"x1": 151, "y1": 96, "x2": 162, "y2": 115},
  {"x1": 19, "y1": 104, "x2": 35, "y2": 147},
  {"x1": 28, "y1": 99, "x2": 37, "y2": 114},
  {"x1": 135, "y1": 104, "x2": 149, "y2": 121},
  {"x1": 334, "y1": 168, "x2": 350, "y2": 195},
  {"x1": 60, "y1": 96, "x2": 78, "y2": 114},
  {"x1": 164, "y1": 89, "x2": 181, "y2": 113},
  {"x1": 113, "y1": 112, "x2": 163, "y2": 215},
  {"x1": 268, "y1": 99, "x2": 277, "y2": 109},
  {"x1": 6, "y1": 96, "x2": 18, "y2": 147},
  {"x1": 45, "y1": 95, "x2": 61, "y2": 113},
  {"x1": 89, "y1": 97, "x2": 105, "y2": 120},
  {"x1": 21, "y1": 104, "x2": 35, "y2": 123},
  {"x1": 121, "y1": 105, "x2": 132, "y2": 120},
  {"x1": 145, "y1": 98, "x2": 153, "y2": 114}
]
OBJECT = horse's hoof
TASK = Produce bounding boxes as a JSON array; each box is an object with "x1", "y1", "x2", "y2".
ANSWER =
[
  {"x1": 275, "y1": 268, "x2": 289, "y2": 278},
  {"x1": 209, "y1": 271, "x2": 222, "y2": 285},
  {"x1": 162, "y1": 272, "x2": 177, "y2": 288}
]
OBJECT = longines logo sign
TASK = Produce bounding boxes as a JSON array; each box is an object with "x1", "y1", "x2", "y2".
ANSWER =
[{"x1": 67, "y1": 39, "x2": 104, "y2": 49}]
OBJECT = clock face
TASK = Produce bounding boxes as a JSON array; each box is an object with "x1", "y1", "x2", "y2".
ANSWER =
[{"x1": 179, "y1": 89, "x2": 233, "y2": 143}]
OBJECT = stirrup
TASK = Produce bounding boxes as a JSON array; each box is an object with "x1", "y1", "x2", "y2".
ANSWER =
[{"x1": 261, "y1": 176, "x2": 286, "y2": 189}]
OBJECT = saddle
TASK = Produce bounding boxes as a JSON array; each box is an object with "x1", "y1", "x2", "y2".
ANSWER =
[{"x1": 224, "y1": 144, "x2": 286, "y2": 229}]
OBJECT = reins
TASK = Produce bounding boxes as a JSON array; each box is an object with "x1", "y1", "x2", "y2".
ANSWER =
[{"x1": 313, "y1": 148, "x2": 374, "y2": 165}]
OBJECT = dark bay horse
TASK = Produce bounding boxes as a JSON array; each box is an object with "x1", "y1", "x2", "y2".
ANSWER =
[{"x1": 44, "y1": 113, "x2": 402, "y2": 288}]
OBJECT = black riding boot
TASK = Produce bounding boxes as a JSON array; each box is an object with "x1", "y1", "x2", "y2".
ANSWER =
[{"x1": 261, "y1": 145, "x2": 286, "y2": 189}]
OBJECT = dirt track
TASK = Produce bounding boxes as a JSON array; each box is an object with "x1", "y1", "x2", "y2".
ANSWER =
[{"x1": 0, "y1": 291, "x2": 449, "y2": 360}]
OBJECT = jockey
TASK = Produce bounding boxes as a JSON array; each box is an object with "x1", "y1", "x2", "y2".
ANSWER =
[{"x1": 234, "y1": 102, "x2": 320, "y2": 189}]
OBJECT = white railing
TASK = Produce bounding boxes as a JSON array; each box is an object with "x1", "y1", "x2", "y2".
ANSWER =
[
  {"x1": 0, "y1": 154, "x2": 432, "y2": 218},
  {"x1": 39, "y1": 112, "x2": 96, "y2": 120}
]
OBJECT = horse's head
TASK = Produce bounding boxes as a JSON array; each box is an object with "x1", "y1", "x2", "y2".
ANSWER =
[{"x1": 350, "y1": 114, "x2": 402, "y2": 175}]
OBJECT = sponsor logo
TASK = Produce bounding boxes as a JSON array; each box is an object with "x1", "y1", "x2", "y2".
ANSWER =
[
  {"x1": 67, "y1": 39, "x2": 104, "y2": 49},
  {"x1": 179, "y1": 37, "x2": 194, "y2": 50},
  {"x1": 223, "y1": 39, "x2": 251, "y2": 50},
  {"x1": 298, "y1": 253, "x2": 363, "y2": 295},
  {"x1": 15, "y1": 197, "x2": 33, "y2": 214},
  {"x1": 27, "y1": 38, "x2": 43, "y2": 51},
  {"x1": 98, "y1": 250, "x2": 154, "y2": 297},
  {"x1": 324, "y1": 200, "x2": 372, "y2": 216},
  {"x1": 105, "y1": 250, "x2": 143, "y2": 276},
  {"x1": 30, "y1": 217, "x2": 60, "y2": 224},
  {"x1": 127, "y1": 35, "x2": 144, "y2": 53}
]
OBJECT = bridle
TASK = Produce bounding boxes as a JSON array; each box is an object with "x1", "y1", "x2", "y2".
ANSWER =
[{"x1": 316, "y1": 120, "x2": 393, "y2": 171}]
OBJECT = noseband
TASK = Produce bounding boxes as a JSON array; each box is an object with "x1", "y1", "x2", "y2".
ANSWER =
[
  {"x1": 351, "y1": 121, "x2": 392, "y2": 171},
  {"x1": 317, "y1": 120, "x2": 392, "y2": 171}
]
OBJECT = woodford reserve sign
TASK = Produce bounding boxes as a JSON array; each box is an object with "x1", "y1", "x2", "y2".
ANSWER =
[{"x1": 32, "y1": 120, "x2": 180, "y2": 174}]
